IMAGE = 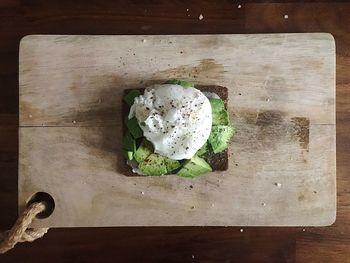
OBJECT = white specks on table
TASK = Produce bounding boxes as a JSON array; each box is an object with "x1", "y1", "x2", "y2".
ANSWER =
[
  {"x1": 284, "y1": 14, "x2": 289, "y2": 19},
  {"x1": 211, "y1": 203, "x2": 215, "y2": 207},
  {"x1": 240, "y1": 228, "x2": 244, "y2": 232},
  {"x1": 142, "y1": 39, "x2": 146, "y2": 43},
  {"x1": 261, "y1": 202, "x2": 266, "y2": 206},
  {"x1": 238, "y1": 4, "x2": 242, "y2": 9},
  {"x1": 141, "y1": 191, "x2": 145, "y2": 195},
  {"x1": 192, "y1": 255, "x2": 195, "y2": 259},
  {"x1": 72, "y1": 120, "x2": 77, "y2": 124},
  {"x1": 199, "y1": 14, "x2": 204, "y2": 20},
  {"x1": 302, "y1": 228, "x2": 306, "y2": 232},
  {"x1": 29, "y1": 114, "x2": 33, "y2": 118},
  {"x1": 266, "y1": 98, "x2": 270, "y2": 102},
  {"x1": 186, "y1": 8, "x2": 189, "y2": 12}
]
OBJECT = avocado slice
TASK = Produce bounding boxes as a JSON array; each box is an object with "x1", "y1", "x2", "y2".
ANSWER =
[
  {"x1": 209, "y1": 125, "x2": 235, "y2": 153},
  {"x1": 122, "y1": 132, "x2": 136, "y2": 161},
  {"x1": 138, "y1": 153, "x2": 168, "y2": 176},
  {"x1": 196, "y1": 141, "x2": 209, "y2": 157},
  {"x1": 165, "y1": 158, "x2": 182, "y2": 173},
  {"x1": 164, "y1": 79, "x2": 194, "y2": 88},
  {"x1": 126, "y1": 117, "x2": 143, "y2": 139},
  {"x1": 122, "y1": 131, "x2": 136, "y2": 152},
  {"x1": 209, "y1": 98, "x2": 229, "y2": 125},
  {"x1": 212, "y1": 110, "x2": 230, "y2": 126},
  {"x1": 122, "y1": 150, "x2": 134, "y2": 161},
  {"x1": 123, "y1": 90, "x2": 141, "y2": 107},
  {"x1": 209, "y1": 98, "x2": 225, "y2": 113},
  {"x1": 177, "y1": 156, "x2": 212, "y2": 177},
  {"x1": 134, "y1": 139, "x2": 153, "y2": 163}
]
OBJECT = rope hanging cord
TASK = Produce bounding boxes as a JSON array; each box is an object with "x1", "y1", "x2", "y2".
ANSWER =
[{"x1": 0, "y1": 202, "x2": 49, "y2": 254}]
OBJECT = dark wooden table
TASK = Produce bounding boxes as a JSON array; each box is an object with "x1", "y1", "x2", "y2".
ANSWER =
[{"x1": 1, "y1": 1, "x2": 349, "y2": 262}]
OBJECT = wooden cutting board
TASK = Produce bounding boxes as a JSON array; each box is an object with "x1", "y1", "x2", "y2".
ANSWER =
[{"x1": 19, "y1": 34, "x2": 336, "y2": 227}]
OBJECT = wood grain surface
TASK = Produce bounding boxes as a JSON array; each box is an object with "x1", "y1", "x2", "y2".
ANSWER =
[
  {"x1": 1, "y1": 1, "x2": 349, "y2": 262},
  {"x1": 18, "y1": 34, "x2": 336, "y2": 227}
]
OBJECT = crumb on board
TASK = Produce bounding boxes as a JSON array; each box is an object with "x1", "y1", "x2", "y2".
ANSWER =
[
  {"x1": 72, "y1": 120, "x2": 77, "y2": 124},
  {"x1": 141, "y1": 191, "x2": 145, "y2": 195},
  {"x1": 186, "y1": 8, "x2": 189, "y2": 11},
  {"x1": 275, "y1": 182, "x2": 282, "y2": 187},
  {"x1": 240, "y1": 228, "x2": 244, "y2": 232},
  {"x1": 238, "y1": 4, "x2": 242, "y2": 9},
  {"x1": 29, "y1": 114, "x2": 33, "y2": 118},
  {"x1": 284, "y1": 14, "x2": 289, "y2": 19},
  {"x1": 261, "y1": 202, "x2": 266, "y2": 206},
  {"x1": 192, "y1": 255, "x2": 195, "y2": 259},
  {"x1": 199, "y1": 14, "x2": 204, "y2": 20}
]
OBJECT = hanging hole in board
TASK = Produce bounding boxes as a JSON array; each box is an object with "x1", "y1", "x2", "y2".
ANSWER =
[{"x1": 26, "y1": 192, "x2": 55, "y2": 219}]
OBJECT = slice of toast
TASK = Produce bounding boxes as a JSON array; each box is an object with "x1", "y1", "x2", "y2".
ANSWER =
[{"x1": 122, "y1": 85, "x2": 229, "y2": 176}]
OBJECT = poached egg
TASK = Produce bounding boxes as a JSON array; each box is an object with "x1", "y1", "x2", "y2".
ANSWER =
[{"x1": 129, "y1": 84, "x2": 212, "y2": 160}]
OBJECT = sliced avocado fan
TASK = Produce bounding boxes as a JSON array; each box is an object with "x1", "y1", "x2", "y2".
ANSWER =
[
  {"x1": 177, "y1": 155, "x2": 212, "y2": 177},
  {"x1": 196, "y1": 141, "x2": 209, "y2": 157},
  {"x1": 134, "y1": 139, "x2": 153, "y2": 163},
  {"x1": 138, "y1": 153, "x2": 182, "y2": 176},
  {"x1": 164, "y1": 79, "x2": 194, "y2": 88},
  {"x1": 122, "y1": 131, "x2": 136, "y2": 161},
  {"x1": 209, "y1": 98, "x2": 229, "y2": 125},
  {"x1": 138, "y1": 153, "x2": 168, "y2": 176},
  {"x1": 126, "y1": 117, "x2": 143, "y2": 139},
  {"x1": 123, "y1": 89, "x2": 141, "y2": 107},
  {"x1": 209, "y1": 125, "x2": 235, "y2": 153},
  {"x1": 135, "y1": 139, "x2": 181, "y2": 175}
]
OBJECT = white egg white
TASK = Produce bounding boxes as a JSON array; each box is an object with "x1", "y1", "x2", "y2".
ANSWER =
[{"x1": 129, "y1": 84, "x2": 212, "y2": 160}]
